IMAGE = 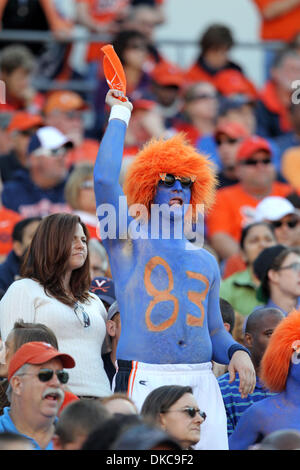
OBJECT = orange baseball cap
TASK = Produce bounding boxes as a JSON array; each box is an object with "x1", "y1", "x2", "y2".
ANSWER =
[
  {"x1": 237, "y1": 135, "x2": 272, "y2": 161},
  {"x1": 7, "y1": 112, "x2": 44, "y2": 132},
  {"x1": 8, "y1": 341, "x2": 75, "y2": 382},
  {"x1": 151, "y1": 62, "x2": 184, "y2": 87},
  {"x1": 215, "y1": 121, "x2": 249, "y2": 140},
  {"x1": 43, "y1": 91, "x2": 88, "y2": 115}
]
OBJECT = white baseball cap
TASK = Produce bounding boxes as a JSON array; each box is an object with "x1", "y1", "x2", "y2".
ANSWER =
[{"x1": 254, "y1": 196, "x2": 296, "y2": 222}]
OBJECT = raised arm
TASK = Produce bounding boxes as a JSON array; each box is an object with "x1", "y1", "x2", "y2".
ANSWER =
[{"x1": 94, "y1": 90, "x2": 133, "y2": 241}]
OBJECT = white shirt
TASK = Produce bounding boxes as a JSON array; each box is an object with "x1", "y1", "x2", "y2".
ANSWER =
[{"x1": 0, "y1": 278, "x2": 111, "y2": 397}]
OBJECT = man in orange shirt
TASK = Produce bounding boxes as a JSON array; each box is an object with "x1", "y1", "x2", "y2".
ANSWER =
[
  {"x1": 252, "y1": 0, "x2": 300, "y2": 42},
  {"x1": 252, "y1": 0, "x2": 300, "y2": 79},
  {"x1": 206, "y1": 136, "x2": 292, "y2": 260}
]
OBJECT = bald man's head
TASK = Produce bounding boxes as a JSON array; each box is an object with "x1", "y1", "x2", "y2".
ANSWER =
[{"x1": 244, "y1": 307, "x2": 284, "y2": 371}]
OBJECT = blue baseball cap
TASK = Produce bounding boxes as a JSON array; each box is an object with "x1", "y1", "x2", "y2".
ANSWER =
[
  {"x1": 90, "y1": 277, "x2": 116, "y2": 306},
  {"x1": 27, "y1": 126, "x2": 73, "y2": 155}
]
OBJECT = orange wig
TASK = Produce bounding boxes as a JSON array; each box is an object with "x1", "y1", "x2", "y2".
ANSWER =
[
  {"x1": 260, "y1": 309, "x2": 300, "y2": 393},
  {"x1": 123, "y1": 133, "x2": 217, "y2": 222}
]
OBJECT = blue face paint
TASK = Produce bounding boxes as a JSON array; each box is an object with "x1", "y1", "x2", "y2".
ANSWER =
[{"x1": 154, "y1": 179, "x2": 191, "y2": 207}]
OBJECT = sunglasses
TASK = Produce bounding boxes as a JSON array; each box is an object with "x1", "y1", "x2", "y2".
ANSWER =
[
  {"x1": 32, "y1": 147, "x2": 67, "y2": 158},
  {"x1": 163, "y1": 407, "x2": 207, "y2": 420},
  {"x1": 272, "y1": 219, "x2": 299, "y2": 229},
  {"x1": 74, "y1": 302, "x2": 90, "y2": 328},
  {"x1": 19, "y1": 368, "x2": 69, "y2": 384},
  {"x1": 216, "y1": 138, "x2": 239, "y2": 146},
  {"x1": 277, "y1": 262, "x2": 300, "y2": 273},
  {"x1": 159, "y1": 173, "x2": 196, "y2": 188},
  {"x1": 241, "y1": 158, "x2": 272, "y2": 166},
  {"x1": 186, "y1": 93, "x2": 217, "y2": 102}
]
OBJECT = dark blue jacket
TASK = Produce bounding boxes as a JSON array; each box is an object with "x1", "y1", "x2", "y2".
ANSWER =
[
  {"x1": 0, "y1": 250, "x2": 20, "y2": 292},
  {"x1": 1, "y1": 169, "x2": 68, "y2": 216}
]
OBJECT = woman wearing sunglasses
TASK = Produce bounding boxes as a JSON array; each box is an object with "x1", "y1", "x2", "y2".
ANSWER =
[
  {"x1": 141, "y1": 385, "x2": 206, "y2": 450},
  {"x1": 0, "y1": 213, "x2": 111, "y2": 399},
  {"x1": 253, "y1": 245, "x2": 300, "y2": 316}
]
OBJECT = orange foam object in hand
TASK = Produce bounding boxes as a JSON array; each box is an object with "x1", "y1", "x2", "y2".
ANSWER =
[{"x1": 101, "y1": 44, "x2": 127, "y2": 102}]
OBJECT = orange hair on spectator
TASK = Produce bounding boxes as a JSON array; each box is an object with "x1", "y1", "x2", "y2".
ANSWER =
[
  {"x1": 123, "y1": 133, "x2": 217, "y2": 222},
  {"x1": 260, "y1": 309, "x2": 300, "y2": 392}
]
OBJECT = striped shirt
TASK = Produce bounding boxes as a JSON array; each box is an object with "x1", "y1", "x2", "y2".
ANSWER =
[{"x1": 218, "y1": 372, "x2": 277, "y2": 437}]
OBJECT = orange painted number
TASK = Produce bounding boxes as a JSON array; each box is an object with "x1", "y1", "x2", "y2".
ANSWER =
[
  {"x1": 144, "y1": 256, "x2": 179, "y2": 332},
  {"x1": 186, "y1": 271, "x2": 209, "y2": 327}
]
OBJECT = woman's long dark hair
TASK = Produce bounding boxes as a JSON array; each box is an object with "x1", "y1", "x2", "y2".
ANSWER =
[
  {"x1": 141, "y1": 385, "x2": 193, "y2": 422},
  {"x1": 20, "y1": 213, "x2": 91, "y2": 306}
]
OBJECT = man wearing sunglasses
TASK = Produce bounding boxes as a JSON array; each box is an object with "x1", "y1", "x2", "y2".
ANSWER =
[
  {"x1": 206, "y1": 135, "x2": 292, "y2": 261},
  {"x1": 254, "y1": 196, "x2": 300, "y2": 248},
  {"x1": 94, "y1": 89, "x2": 256, "y2": 450},
  {"x1": 0, "y1": 341, "x2": 75, "y2": 450}
]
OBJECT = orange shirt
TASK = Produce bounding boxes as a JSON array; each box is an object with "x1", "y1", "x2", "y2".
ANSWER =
[
  {"x1": 206, "y1": 182, "x2": 292, "y2": 242},
  {"x1": 253, "y1": 0, "x2": 300, "y2": 41},
  {"x1": 76, "y1": 0, "x2": 130, "y2": 62},
  {"x1": 0, "y1": 208, "x2": 22, "y2": 257}
]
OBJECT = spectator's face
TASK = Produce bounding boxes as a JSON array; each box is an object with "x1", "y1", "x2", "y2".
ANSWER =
[
  {"x1": 154, "y1": 84, "x2": 180, "y2": 107},
  {"x1": 28, "y1": 146, "x2": 68, "y2": 185},
  {"x1": 67, "y1": 223, "x2": 88, "y2": 273},
  {"x1": 215, "y1": 133, "x2": 241, "y2": 169},
  {"x1": 13, "y1": 359, "x2": 65, "y2": 419},
  {"x1": 76, "y1": 178, "x2": 96, "y2": 213},
  {"x1": 270, "y1": 252, "x2": 300, "y2": 298},
  {"x1": 204, "y1": 46, "x2": 230, "y2": 69},
  {"x1": 244, "y1": 313, "x2": 284, "y2": 366},
  {"x1": 236, "y1": 150, "x2": 275, "y2": 191},
  {"x1": 107, "y1": 313, "x2": 121, "y2": 344},
  {"x1": 153, "y1": 177, "x2": 192, "y2": 220},
  {"x1": 219, "y1": 105, "x2": 256, "y2": 134},
  {"x1": 184, "y1": 84, "x2": 218, "y2": 121},
  {"x1": 159, "y1": 393, "x2": 204, "y2": 449},
  {"x1": 242, "y1": 224, "x2": 276, "y2": 266},
  {"x1": 4, "y1": 67, "x2": 31, "y2": 99},
  {"x1": 272, "y1": 56, "x2": 300, "y2": 92},
  {"x1": 271, "y1": 214, "x2": 300, "y2": 247},
  {"x1": 123, "y1": 40, "x2": 148, "y2": 69},
  {"x1": 89, "y1": 252, "x2": 107, "y2": 279}
]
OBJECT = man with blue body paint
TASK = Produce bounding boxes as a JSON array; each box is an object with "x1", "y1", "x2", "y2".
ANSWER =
[{"x1": 94, "y1": 89, "x2": 256, "y2": 450}]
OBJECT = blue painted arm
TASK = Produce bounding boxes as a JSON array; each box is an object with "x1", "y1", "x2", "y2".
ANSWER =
[
  {"x1": 229, "y1": 404, "x2": 261, "y2": 450},
  {"x1": 208, "y1": 259, "x2": 240, "y2": 364}
]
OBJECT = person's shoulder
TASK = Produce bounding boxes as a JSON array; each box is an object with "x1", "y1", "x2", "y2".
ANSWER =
[
  {"x1": 218, "y1": 371, "x2": 239, "y2": 389},
  {"x1": 5, "y1": 278, "x2": 40, "y2": 293}
]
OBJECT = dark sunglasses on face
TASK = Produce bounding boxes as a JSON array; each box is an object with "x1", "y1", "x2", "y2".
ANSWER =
[
  {"x1": 163, "y1": 407, "x2": 207, "y2": 420},
  {"x1": 241, "y1": 158, "x2": 272, "y2": 166},
  {"x1": 272, "y1": 219, "x2": 299, "y2": 229},
  {"x1": 159, "y1": 173, "x2": 196, "y2": 188},
  {"x1": 186, "y1": 93, "x2": 217, "y2": 102},
  {"x1": 19, "y1": 129, "x2": 36, "y2": 137},
  {"x1": 19, "y1": 368, "x2": 69, "y2": 384},
  {"x1": 216, "y1": 138, "x2": 239, "y2": 146},
  {"x1": 277, "y1": 262, "x2": 300, "y2": 273}
]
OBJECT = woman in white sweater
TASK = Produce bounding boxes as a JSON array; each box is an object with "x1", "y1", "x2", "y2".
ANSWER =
[{"x1": 0, "y1": 213, "x2": 111, "y2": 398}]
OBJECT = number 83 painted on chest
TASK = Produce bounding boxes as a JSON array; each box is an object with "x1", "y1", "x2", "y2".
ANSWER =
[{"x1": 143, "y1": 256, "x2": 209, "y2": 332}]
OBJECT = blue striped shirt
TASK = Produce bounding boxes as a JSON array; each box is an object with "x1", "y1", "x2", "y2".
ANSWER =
[{"x1": 218, "y1": 372, "x2": 277, "y2": 437}]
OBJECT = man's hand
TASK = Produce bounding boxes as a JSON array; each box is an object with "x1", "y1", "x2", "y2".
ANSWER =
[
  {"x1": 105, "y1": 89, "x2": 133, "y2": 112},
  {"x1": 228, "y1": 350, "x2": 256, "y2": 398}
]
